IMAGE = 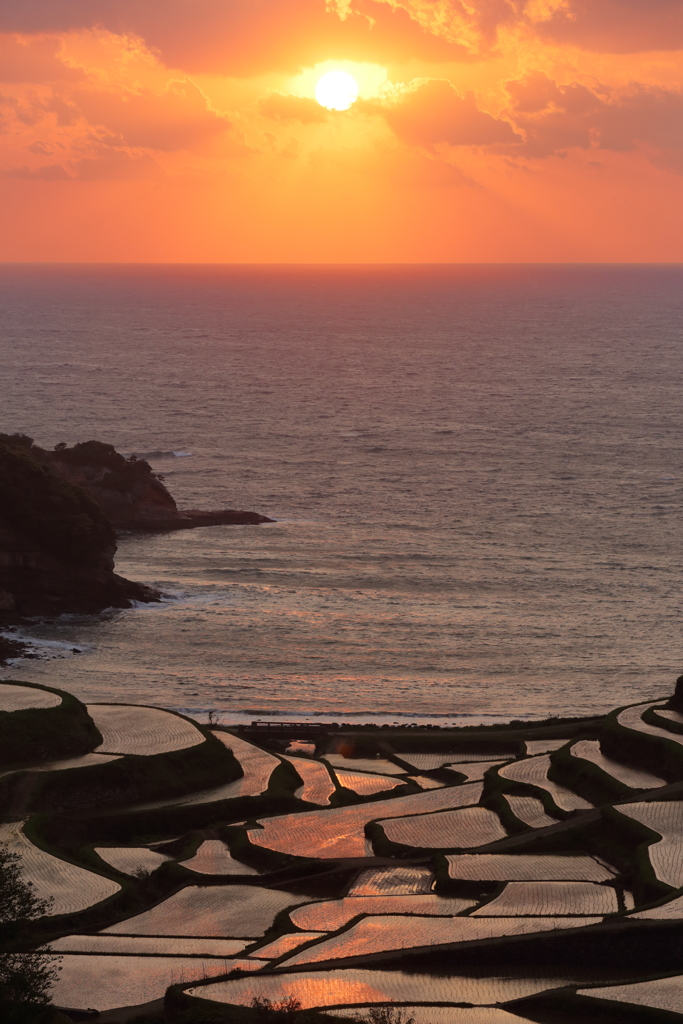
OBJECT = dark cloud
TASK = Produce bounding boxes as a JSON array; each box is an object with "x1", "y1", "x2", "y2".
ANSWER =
[
  {"x1": 1, "y1": 0, "x2": 680, "y2": 68},
  {"x1": 0, "y1": 0, "x2": 472, "y2": 74},
  {"x1": 528, "y1": 0, "x2": 683, "y2": 54},
  {"x1": 27, "y1": 139, "x2": 55, "y2": 154},
  {"x1": 507, "y1": 73, "x2": 683, "y2": 164},
  {"x1": 373, "y1": 79, "x2": 520, "y2": 147},
  {"x1": 260, "y1": 92, "x2": 328, "y2": 122}
]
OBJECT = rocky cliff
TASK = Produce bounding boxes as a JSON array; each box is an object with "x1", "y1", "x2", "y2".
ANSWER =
[
  {"x1": 0, "y1": 436, "x2": 159, "y2": 618},
  {"x1": 45, "y1": 440, "x2": 273, "y2": 531}
]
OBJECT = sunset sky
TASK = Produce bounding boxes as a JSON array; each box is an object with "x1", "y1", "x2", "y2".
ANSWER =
[{"x1": 1, "y1": 0, "x2": 682, "y2": 262}]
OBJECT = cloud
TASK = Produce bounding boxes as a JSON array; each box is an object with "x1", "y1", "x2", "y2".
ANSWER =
[
  {"x1": 260, "y1": 92, "x2": 328, "y2": 123},
  {"x1": 2, "y1": 0, "x2": 682, "y2": 73},
  {"x1": 376, "y1": 0, "x2": 516, "y2": 50},
  {"x1": 527, "y1": 0, "x2": 683, "y2": 55},
  {"x1": 1, "y1": 162, "x2": 70, "y2": 178},
  {"x1": 0, "y1": 33, "x2": 84, "y2": 82},
  {"x1": 373, "y1": 79, "x2": 520, "y2": 148},
  {"x1": 0, "y1": 0, "x2": 477, "y2": 74},
  {"x1": 506, "y1": 73, "x2": 683, "y2": 165},
  {"x1": 27, "y1": 139, "x2": 55, "y2": 154},
  {"x1": 53, "y1": 80, "x2": 229, "y2": 151}
]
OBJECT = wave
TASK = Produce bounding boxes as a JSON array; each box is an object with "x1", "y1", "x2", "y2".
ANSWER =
[
  {"x1": 131, "y1": 450, "x2": 193, "y2": 459},
  {"x1": 0, "y1": 631, "x2": 88, "y2": 663}
]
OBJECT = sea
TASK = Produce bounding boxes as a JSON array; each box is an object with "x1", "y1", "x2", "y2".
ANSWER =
[{"x1": 1, "y1": 263, "x2": 683, "y2": 726}]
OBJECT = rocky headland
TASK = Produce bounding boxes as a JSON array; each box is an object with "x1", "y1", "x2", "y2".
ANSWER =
[
  {"x1": 45, "y1": 439, "x2": 273, "y2": 532},
  {"x1": 0, "y1": 434, "x2": 272, "y2": 628}
]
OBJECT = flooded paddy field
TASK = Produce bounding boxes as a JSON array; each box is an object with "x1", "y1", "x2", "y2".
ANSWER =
[{"x1": 4, "y1": 678, "x2": 683, "y2": 1021}]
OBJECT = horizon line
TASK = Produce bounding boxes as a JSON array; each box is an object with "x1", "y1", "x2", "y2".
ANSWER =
[{"x1": 2, "y1": 261, "x2": 683, "y2": 268}]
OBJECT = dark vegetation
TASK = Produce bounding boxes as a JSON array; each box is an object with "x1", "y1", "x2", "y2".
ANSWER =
[
  {"x1": 14, "y1": 731, "x2": 242, "y2": 815},
  {"x1": 161, "y1": 989, "x2": 418, "y2": 1024},
  {"x1": 0, "y1": 844, "x2": 63, "y2": 1024},
  {"x1": 51, "y1": 441, "x2": 163, "y2": 494},
  {"x1": 0, "y1": 683, "x2": 101, "y2": 768},
  {"x1": 161, "y1": 989, "x2": 349, "y2": 1024},
  {"x1": 547, "y1": 740, "x2": 634, "y2": 805},
  {"x1": 601, "y1": 706, "x2": 683, "y2": 782},
  {"x1": 0, "y1": 436, "x2": 115, "y2": 565},
  {"x1": 508, "y1": 986, "x2": 683, "y2": 1024}
]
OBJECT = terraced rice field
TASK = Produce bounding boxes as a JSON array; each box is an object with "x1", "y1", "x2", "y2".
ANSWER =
[
  {"x1": 498, "y1": 755, "x2": 593, "y2": 812},
  {"x1": 212, "y1": 731, "x2": 281, "y2": 795},
  {"x1": 443, "y1": 761, "x2": 508, "y2": 782},
  {"x1": 616, "y1": 800, "x2": 683, "y2": 887},
  {"x1": 348, "y1": 866, "x2": 435, "y2": 896},
  {"x1": 0, "y1": 821, "x2": 120, "y2": 915},
  {"x1": 578, "y1": 976, "x2": 683, "y2": 1013},
  {"x1": 525, "y1": 739, "x2": 569, "y2": 756},
  {"x1": 630, "y1": 893, "x2": 683, "y2": 919},
  {"x1": 503, "y1": 796, "x2": 559, "y2": 829},
  {"x1": 0, "y1": 683, "x2": 61, "y2": 711},
  {"x1": 287, "y1": 740, "x2": 316, "y2": 756},
  {"x1": 279, "y1": 915, "x2": 601, "y2": 966},
  {"x1": 248, "y1": 782, "x2": 484, "y2": 859},
  {"x1": 289, "y1": 895, "x2": 476, "y2": 931},
  {"x1": 395, "y1": 753, "x2": 512, "y2": 772},
  {"x1": 655, "y1": 709, "x2": 683, "y2": 727},
  {"x1": 47, "y1": 935, "x2": 248, "y2": 956},
  {"x1": 283, "y1": 755, "x2": 335, "y2": 805},
  {"x1": 50, "y1": 954, "x2": 247, "y2": 1011},
  {"x1": 570, "y1": 740, "x2": 666, "y2": 789},
  {"x1": 329, "y1": 1009, "x2": 536, "y2": 1024},
  {"x1": 133, "y1": 777, "x2": 252, "y2": 810},
  {"x1": 179, "y1": 840, "x2": 259, "y2": 875},
  {"x1": 616, "y1": 704, "x2": 683, "y2": 749},
  {"x1": 323, "y1": 756, "x2": 406, "y2": 775},
  {"x1": 0, "y1": 752, "x2": 120, "y2": 780},
  {"x1": 186, "y1": 967, "x2": 582, "y2": 1009},
  {"x1": 379, "y1": 806, "x2": 507, "y2": 850},
  {"x1": 95, "y1": 847, "x2": 170, "y2": 875},
  {"x1": 133, "y1": 734, "x2": 285, "y2": 808},
  {"x1": 103, "y1": 885, "x2": 313, "y2": 938},
  {"x1": 445, "y1": 854, "x2": 613, "y2": 882},
  {"x1": 247, "y1": 932, "x2": 327, "y2": 959},
  {"x1": 409, "y1": 776, "x2": 444, "y2": 789},
  {"x1": 88, "y1": 704, "x2": 204, "y2": 755},
  {"x1": 471, "y1": 881, "x2": 619, "y2": 916},
  {"x1": 334, "y1": 770, "x2": 404, "y2": 795}
]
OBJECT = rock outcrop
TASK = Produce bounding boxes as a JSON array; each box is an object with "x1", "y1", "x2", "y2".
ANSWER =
[
  {"x1": 0, "y1": 436, "x2": 160, "y2": 618},
  {"x1": 0, "y1": 434, "x2": 273, "y2": 620},
  {"x1": 45, "y1": 440, "x2": 273, "y2": 531}
]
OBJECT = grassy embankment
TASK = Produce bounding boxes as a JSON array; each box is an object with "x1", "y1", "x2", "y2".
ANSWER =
[
  {"x1": 601, "y1": 705, "x2": 683, "y2": 782},
  {"x1": 0, "y1": 681, "x2": 101, "y2": 767}
]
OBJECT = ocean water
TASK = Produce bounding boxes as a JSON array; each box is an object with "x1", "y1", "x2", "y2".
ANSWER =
[{"x1": 2, "y1": 263, "x2": 683, "y2": 725}]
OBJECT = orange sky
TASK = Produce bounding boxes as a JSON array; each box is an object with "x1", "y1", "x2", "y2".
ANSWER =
[{"x1": 1, "y1": 0, "x2": 682, "y2": 261}]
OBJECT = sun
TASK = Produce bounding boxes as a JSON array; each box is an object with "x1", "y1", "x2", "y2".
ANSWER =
[{"x1": 315, "y1": 70, "x2": 359, "y2": 111}]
